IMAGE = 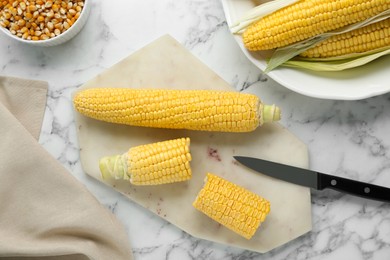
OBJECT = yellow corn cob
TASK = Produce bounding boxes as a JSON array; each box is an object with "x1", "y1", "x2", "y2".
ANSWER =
[
  {"x1": 193, "y1": 173, "x2": 270, "y2": 239},
  {"x1": 73, "y1": 88, "x2": 281, "y2": 133},
  {"x1": 300, "y1": 18, "x2": 390, "y2": 58},
  {"x1": 99, "y1": 138, "x2": 192, "y2": 185},
  {"x1": 243, "y1": 0, "x2": 390, "y2": 51}
]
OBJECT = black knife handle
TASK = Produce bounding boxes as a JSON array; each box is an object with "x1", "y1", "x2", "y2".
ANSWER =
[{"x1": 318, "y1": 173, "x2": 390, "y2": 203}]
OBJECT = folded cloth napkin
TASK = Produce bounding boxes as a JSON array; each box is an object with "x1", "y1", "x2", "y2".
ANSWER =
[{"x1": 0, "y1": 76, "x2": 133, "y2": 260}]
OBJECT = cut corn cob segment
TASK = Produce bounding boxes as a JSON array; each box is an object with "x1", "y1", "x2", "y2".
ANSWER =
[
  {"x1": 300, "y1": 18, "x2": 390, "y2": 58},
  {"x1": 242, "y1": 0, "x2": 390, "y2": 51},
  {"x1": 99, "y1": 138, "x2": 192, "y2": 185},
  {"x1": 193, "y1": 173, "x2": 270, "y2": 239},
  {"x1": 73, "y1": 88, "x2": 281, "y2": 133}
]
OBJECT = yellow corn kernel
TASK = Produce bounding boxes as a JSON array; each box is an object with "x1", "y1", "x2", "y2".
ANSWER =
[
  {"x1": 28, "y1": 5, "x2": 37, "y2": 12},
  {"x1": 37, "y1": 16, "x2": 45, "y2": 22},
  {"x1": 300, "y1": 18, "x2": 390, "y2": 58},
  {"x1": 52, "y1": 4, "x2": 59, "y2": 12},
  {"x1": 73, "y1": 88, "x2": 281, "y2": 133},
  {"x1": 193, "y1": 173, "x2": 270, "y2": 239},
  {"x1": 99, "y1": 138, "x2": 192, "y2": 185},
  {"x1": 243, "y1": 0, "x2": 390, "y2": 51}
]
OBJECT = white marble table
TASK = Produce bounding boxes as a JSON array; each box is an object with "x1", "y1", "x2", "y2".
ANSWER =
[{"x1": 1, "y1": 1, "x2": 390, "y2": 259}]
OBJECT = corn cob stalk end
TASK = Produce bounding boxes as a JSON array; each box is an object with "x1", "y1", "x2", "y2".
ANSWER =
[
  {"x1": 99, "y1": 153, "x2": 129, "y2": 181},
  {"x1": 261, "y1": 104, "x2": 281, "y2": 124}
]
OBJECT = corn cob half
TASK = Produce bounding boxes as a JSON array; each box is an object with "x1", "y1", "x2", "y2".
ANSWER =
[
  {"x1": 99, "y1": 138, "x2": 192, "y2": 185},
  {"x1": 193, "y1": 173, "x2": 270, "y2": 239},
  {"x1": 242, "y1": 0, "x2": 390, "y2": 51},
  {"x1": 300, "y1": 18, "x2": 390, "y2": 59},
  {"x1": 73, "y1": 88, "x2": 281, "y2": 133}
]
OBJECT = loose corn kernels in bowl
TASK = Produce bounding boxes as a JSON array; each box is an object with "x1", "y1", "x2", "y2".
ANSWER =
[{"x1": 0, "y1": 0, "x2": 90, "y2": 46}]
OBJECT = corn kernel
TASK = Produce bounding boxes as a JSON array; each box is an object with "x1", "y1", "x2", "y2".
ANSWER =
[
  {"x1": 40, "y1": 34, "x2": 49, "y2": 40},
  {"x1": 28, "y1": 5, "x2": 37, "y2": 12},
  {"x1": 45, "y1": 1, "x2": 53, "y2": 8},
  {"x1": 24, "y1": 12, "x2": 33, "y2": 20},
  {"x1": 46, "y1": 10, "x2": 54, "y2": 18},
  {"x1": 22, "y1": 31, "x2": 29, "y2": 39},
  {"x1": 46, "y1": 22, "x2": 54, "y2": 30}
]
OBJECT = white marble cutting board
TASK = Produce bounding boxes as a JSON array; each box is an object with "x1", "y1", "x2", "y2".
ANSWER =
[{"x1": 73, "y1": 35, "x2": 312, "y2": 253}]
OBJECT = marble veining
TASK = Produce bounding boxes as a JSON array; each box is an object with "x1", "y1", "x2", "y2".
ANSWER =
[{"x1": 1, "y1": 0, "x2": 390, "y2": 259}]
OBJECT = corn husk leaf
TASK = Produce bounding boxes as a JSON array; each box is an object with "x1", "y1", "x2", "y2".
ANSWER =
[
  {"x1": 282, "y1": 47, "x2": 390, "y2": 72},
  {"x1": 265, "y1": 9, "x2": 390, "y2": 72},
  {"x1": 230, "y1": 0, "x2": 300, "y2": 34}
]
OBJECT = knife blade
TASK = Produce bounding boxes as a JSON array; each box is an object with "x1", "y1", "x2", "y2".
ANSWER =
[{"x1": 234, "y1": 156, "x2": 390, "y2": 203}]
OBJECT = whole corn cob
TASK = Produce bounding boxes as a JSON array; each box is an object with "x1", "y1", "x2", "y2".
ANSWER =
[
  {"x1": 73, "y1": 88, "x2": 281, "y2": 133},
  {"x1": 242, "y1": 0, "x2": 390, "y2": 51},
  {"x1": 193, "y1": 173, "x2": 270, "y2": 239},
  {"x1": 300, "y1": 18, "x2": 390, "y2": 58},
  {"x1": 99, "y1": 138, "x2": 192, "y2": 185}
]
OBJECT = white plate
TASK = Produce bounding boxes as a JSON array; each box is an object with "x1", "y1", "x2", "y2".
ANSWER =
[{"x1": 221, "y1": 0, "x2": 390, "y2": 100}]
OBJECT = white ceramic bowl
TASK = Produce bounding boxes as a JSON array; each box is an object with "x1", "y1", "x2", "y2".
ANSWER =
[
  {"x1": 221, "y1": 0, "x2": 390, "y2": 100},
  {"x1": 0, "y1": 0, "x2": 91, "y2": 47}
]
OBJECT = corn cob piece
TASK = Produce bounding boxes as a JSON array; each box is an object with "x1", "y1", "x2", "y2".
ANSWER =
[
  {"x1": 300, "y1": 18, "x2": 390, "y2": 58},
  {"x1": 99, "y1": 138, "x2": 192, "y2": 185},
  {"x1": 243, "y1": 0, "x2": 390, "y2": 51},
  {"x1": 73, "y1": 88, "x2": 281, "y2": 133},
  {"x1": 193, "y1": 173, "x2": 270, "y2": 239}
]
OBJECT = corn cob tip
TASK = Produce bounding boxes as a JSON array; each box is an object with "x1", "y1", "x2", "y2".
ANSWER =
[
  {"x1": 261, "y1": 104, "x2": 281, "y2": 124},
  {"x1": 99, "y1": 154, "x2": 129, "y2": 181}
]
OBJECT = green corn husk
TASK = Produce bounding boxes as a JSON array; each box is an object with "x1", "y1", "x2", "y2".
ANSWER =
[
  {"x1": 230, "y1": 0, "x2": 300, "y2": 34},
  {"x1": 282, "y1": 47, "x2": 390, "y2": 72}
]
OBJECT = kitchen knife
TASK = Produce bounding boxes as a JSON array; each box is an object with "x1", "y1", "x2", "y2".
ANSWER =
[{"x1": 234, "y1": 156, "x2": 390, "y2": 203}]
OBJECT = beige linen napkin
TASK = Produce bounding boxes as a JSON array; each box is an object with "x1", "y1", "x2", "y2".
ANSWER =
[{"x1": 0, "y1": 76, "x2": 133, "y2": 260}]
